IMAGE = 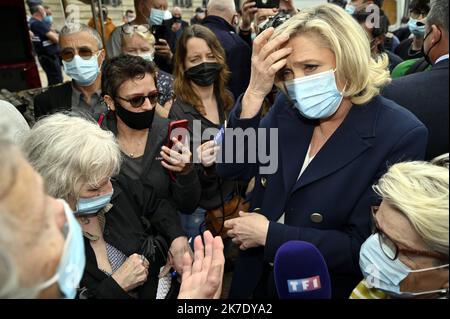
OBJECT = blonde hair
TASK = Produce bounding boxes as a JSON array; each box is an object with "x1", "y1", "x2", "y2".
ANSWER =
[
  {"x1": 121, "y1": 30, "x2": 156, "y2": 50},
  {"x1": 373, "y1": 154, "x2": 449, "y2": 256},
  {"x1": 272, "y1": 3, "x2": 391, "y2": 105},
  {"x1": 21, "y1": 114, "x2": 122, "y2": 201}
]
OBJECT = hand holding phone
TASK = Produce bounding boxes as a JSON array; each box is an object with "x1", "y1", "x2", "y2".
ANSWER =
[
  {"x1": 160, "y1": 120, "x2": 192, "y2": 175},
  {"x1": 166, "y1": 120, "x2": 189, "y2": 150},
  {"x1": 151, "y1": 24, "x2": 167, "y2": 44}
]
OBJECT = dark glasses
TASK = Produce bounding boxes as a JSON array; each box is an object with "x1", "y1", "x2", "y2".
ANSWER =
[
  {"x1": 116, "y1": 90, "x2": 159, "y2": 108},
  {"x1": 61, "y1": 47, "x2": 99, "y2": 62}
]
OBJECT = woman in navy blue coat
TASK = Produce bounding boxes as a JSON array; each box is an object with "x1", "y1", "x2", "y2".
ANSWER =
[{"x1": 217, "y1": 4, "x2": 428, "y2": 299}]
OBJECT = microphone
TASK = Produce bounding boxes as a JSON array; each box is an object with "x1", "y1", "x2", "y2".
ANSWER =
[{"x1": 274, "y1": 241, "x2": 332, "y2": 299}]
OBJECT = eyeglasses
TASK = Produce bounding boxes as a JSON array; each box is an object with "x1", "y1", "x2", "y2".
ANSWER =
[
  {"x1": 116, "y1": 90, "x2": 159, "y2": 108},
  {"x1": 121, "y1": 23, "x2": 150, "y2": 35},
  {"x1": 61, "y1": 47, "x2": 100, "y2": 62},
  {"x1": 371, "y1": 206, "x2": 448, "y2": 261},
  {"x1": 410, "y1": 10, "x2": 428, "y2": 20}
]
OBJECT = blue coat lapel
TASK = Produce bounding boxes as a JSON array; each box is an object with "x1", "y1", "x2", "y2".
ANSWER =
[
  {"x1": 276, "y1": 100, "x2": 315, "y2": 194},
  {"x1": 290, "y1": 99, "x2": 379, "y2": 193}
]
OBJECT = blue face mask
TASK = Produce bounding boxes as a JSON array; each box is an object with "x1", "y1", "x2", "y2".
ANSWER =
[
  {"x1": 76, "y1": 191, "x2": 113, "y2": 216},
  {"x1": 138, "y1": 52, "x2": 154, "y2": 62},
  {"x1": 149, "y1": 8, "x2": 165, "y2": 26},
  {"x1": 345, "y1": 4, "x2": 356, "y2": 15},
  {"x1": 360, "y1": 234, "x2": 449, "y2": 298},
  {"x1": 408, "y1": 18, "x2": 426, "y2": 37},
  {"x1": 36, "y1": 200, "x2": 86, "y2": 299},
  {"x1": 285, "y1": 69, "x2": 345, "y2": 120},
  {"x1": 43, "y1": 15, "x2": 53, "y2": 26},
  {"x1": 62, "y1": 54, "x2": 100, "y2": 86}
]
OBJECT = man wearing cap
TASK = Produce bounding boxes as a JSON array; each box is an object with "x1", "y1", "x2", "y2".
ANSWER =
[{"x1": 190, "y1": 7, "x2": 205, "y2": 25}]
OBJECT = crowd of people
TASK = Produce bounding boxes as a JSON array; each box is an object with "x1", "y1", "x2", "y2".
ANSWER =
[{"x1": 0, "y1": 0, "x2": 448, "y2": 300}]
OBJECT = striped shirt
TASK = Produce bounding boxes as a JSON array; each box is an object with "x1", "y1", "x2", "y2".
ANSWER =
[{"x1": 349, "y1": 280, "x2": 389, "y2": 299}]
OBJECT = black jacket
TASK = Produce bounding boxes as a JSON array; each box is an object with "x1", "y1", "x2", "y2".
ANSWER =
[
  {"x1": 33, "y1": 81, "x2": 72, "y2": 120},
  {"x1": 383, "y1": 59, "x2": 449, "y2": 159},
  {"x1": 102, "y1": 112, "x2": 201, "y2": 213},
  {"x1": 202, "y1": 16, "x2": 252, "y2": 100},
  {"x1": 79, "y1": 174, "x2": 185, "y2": 299}
]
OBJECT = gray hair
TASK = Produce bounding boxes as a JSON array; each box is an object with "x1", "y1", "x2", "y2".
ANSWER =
[
  {"x1": 0, "y1": 248, "x2": 41, "y2": 298},
  {"x1": 0, "y1": 100, "x2": 30, "y2": 145},
  {"x1": 0, "y1": 137, "x2": 41, "y2": 299},
  {"x1": 173, "y1": 6, "x2": 182, "y2": 14},
  {"x1": 0, "y1": 134, "x2": 19, "y2": 204},
  {"x1": 427, "y1": 0, "x2": 449, "y2": 34},
  {"x1": 20, "y1": 114, "x2": 121, "y2": 201},
  {"x1": 60, "y1": 23, "x2": 103, "y2": 50},
  {"x1": 207, "y1": 0, "x2": 236, "y2": 13}
]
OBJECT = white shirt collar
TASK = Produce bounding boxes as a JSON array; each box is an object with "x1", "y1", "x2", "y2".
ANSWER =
[{"x1": 435, "y1": 54, "x2": 449, "y2": 65}]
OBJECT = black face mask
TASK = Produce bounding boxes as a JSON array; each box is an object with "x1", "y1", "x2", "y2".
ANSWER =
[
  {"x1": 185, "y1": 63, "x2": 222, "y2": 87},
  {"x1": 114, "y1": 101, "x2": 155, "y2": 130},
  {"x1": 422, "y1": 28, "x2": 442, "y2": 65}
]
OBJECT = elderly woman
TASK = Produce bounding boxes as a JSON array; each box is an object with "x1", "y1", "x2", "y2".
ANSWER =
[
  {"x1": 20, "y1": 114, "x2": 191, "y2": 299},
  {"x1": 0, "y1": 134, "x2": 225, "y2": 299},
  {"x1": 120, "y1": 24, "x2": 175, "y2": 117},
  {"x1": 218, "y1": 4, "x2": 428, "y2": 298},
  {"x1": 351, "y1": 154, "x2": 449, "y2": 299}
]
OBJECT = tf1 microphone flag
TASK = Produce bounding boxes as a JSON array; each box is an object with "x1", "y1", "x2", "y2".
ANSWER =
[{"x1": 274, "y1": 241, "x2": 332, "y2": 299}]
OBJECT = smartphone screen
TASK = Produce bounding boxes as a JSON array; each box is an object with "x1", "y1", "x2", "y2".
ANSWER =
[{"x1": 256, "y1": 0, "x2": 280, "y2": 8}]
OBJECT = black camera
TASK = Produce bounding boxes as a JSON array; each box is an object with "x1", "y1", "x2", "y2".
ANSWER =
[{"x1": 259, "y1": 11, "x2": 295, "y2": 33}]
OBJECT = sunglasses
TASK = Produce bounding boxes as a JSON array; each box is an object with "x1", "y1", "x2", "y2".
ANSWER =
[
  {"x1": 121, "y1": 23, "x2": 150, "y2": 35},
  {"x1": 61, "y1": 47, "x2": 100, "y2": 62},
  {"x1": 116, "y1": 90, "x2": 159, "y2": 108},
  {"x1": 410, "y1": 10, "x2": 428, "y2": 20}
]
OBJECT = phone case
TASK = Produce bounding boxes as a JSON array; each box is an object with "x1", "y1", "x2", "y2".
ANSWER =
[{"x1": 166, "y1": 120, "x2": 189, "y2": 149}]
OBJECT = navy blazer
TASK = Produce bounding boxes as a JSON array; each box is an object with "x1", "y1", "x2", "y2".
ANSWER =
[
  {"x1": 202, "y1": 16, "x2": 252, "y2": 99},
  {"x1": 217, "y1": 93, "x2": 428, "y2": 299},
  {"x1": 383, "y1": 59, "x2": 449, "y2": 160}
]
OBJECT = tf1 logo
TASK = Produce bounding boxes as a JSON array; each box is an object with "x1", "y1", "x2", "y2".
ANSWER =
[{"x1": 287, "y1": 275, "x2": 322, "y2": 293}]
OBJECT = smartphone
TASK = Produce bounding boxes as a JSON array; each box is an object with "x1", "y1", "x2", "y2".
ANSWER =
[
  {"x1": 166, "y1": 120, "x2": 189, "y2": 150},
  {"x1": 255, "y1": 0, "x2": 280, "y2": 8},
  {"x1": 151, "y1": 25, "x2": 167, "y2": 44}
]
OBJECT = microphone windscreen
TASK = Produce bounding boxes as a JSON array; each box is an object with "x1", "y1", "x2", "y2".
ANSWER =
[{"x1": 274, "y1": 241, "x2": 331, "y2": 299}]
